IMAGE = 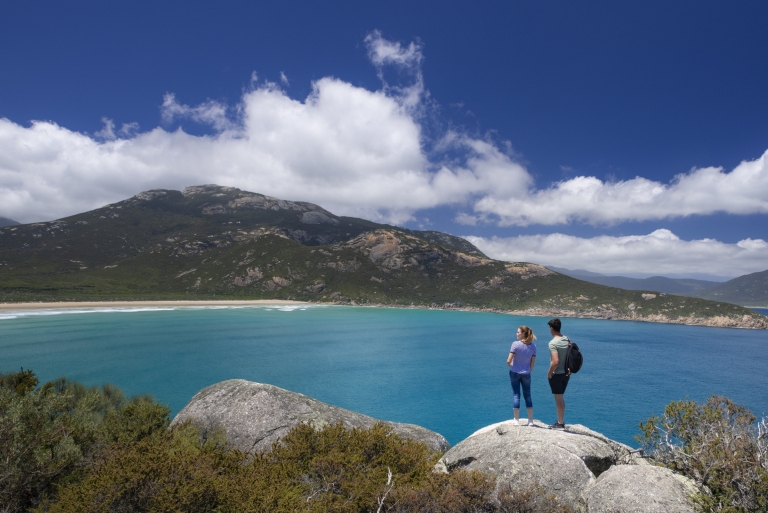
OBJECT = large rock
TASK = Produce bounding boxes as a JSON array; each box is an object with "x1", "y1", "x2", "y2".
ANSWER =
[
  {"x1": 435, "y1": 420, "x2": 646, "y2": 511},
  {"x1": 584, "y1": 464, "x2": 697, "y2": 513},
  {"x1": 172, "y1": 379, "x2": 449, "y2": 453}
]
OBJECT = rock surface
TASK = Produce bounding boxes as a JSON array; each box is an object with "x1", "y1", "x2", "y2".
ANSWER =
[
  {"x1": 172, "y1": 379, "x2": 449, "y2": 453},
  {"x1": 584, "y1": 464, "x2": 697, "y2": 513},
  {"x1": 435, "y1": 420, "x2": 647, "y2": 511}
]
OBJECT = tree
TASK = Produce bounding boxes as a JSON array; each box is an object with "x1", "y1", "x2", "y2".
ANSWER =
[{"x1": 638, "y1": 395, "x2": 768, "y2": 512}]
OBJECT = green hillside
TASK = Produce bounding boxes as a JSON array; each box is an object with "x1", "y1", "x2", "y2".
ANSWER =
[
  {"x1": 691, "y1": 269, "x2": 768, "y2": 307},
  {"x1": 0, "y1": 185, "x2": 765, "y2": 329}
]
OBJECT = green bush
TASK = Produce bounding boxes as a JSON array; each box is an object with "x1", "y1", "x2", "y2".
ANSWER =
[
  {"x1": 239, "y1": 422, "x2": 439, "y2": 512},
  {"x1": 3, "y1": 368, "x2": 571, "y2": 512},
  {"x1": 0, "y1": 380, "x2": 83, "y2": 511},
  {"x1": 638, "y1": 395, "x2": 768, "y2": 513},
  {"x1": 0, "y1": 367, "x2": 39, "y2": 395},
  {"x1": 41, "y1": 419, "x2": 571, "y2": 513},
  {"x1": 41, "y1": 421, "x2": 241, "y2": 513},
  {"x1": 0, "y1": 369, "x2": 170, "y2": 512}
]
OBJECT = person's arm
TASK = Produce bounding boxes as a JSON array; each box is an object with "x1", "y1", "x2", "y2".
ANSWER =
[
  {"x1": 507, "y1": 351, "x2": 514, "y2": 366},
  {"x1": 548, "y1": 351, "x2": 558, "y2": 379},
  {"x1": 530, "y1": 355, "x2": 536, "y2": 373}
]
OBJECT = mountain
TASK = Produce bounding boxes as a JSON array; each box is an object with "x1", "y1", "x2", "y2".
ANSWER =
[
  {"x1": 689, "y1": 270, "x2": 768, "y2": 307},
  {"x1": 547, "y1": 266, "x2": 721, "y2": 294},
  {"x1": 0, "y1": 184, "x2": 765, "y2": 329},
  {"x1": 547, "y1": 266, "x2": 606, "y2": 278},
  {"x1": 0, "y1": 217, "x2": 20, "y2": 228}
]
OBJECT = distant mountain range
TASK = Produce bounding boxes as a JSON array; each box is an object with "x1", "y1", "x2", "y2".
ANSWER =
[
  {"x1": 0, "y1": 217, "x2": 20, "y2": 228},
  {"x1": 690, "y1": 270, "x2": 768, "y2": 307},
  {"x1": 546, "y1": 267, "x2": 722, "y2": 294},
  {"x1": 0, "y1": 185, "x2": 765, "y2": 328},
  {"x1": 547, "y1": 267, "x2": 768, "y2": 307}
]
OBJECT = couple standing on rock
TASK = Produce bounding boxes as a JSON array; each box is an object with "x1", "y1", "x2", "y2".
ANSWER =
[{"x1": 506, "y1": 318, "x2": 570, "y2": 429}]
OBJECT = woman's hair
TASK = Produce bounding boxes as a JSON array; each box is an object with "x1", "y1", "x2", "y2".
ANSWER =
[{"x1": 518, "y1": 325, "x2": 536, "y2": 344}]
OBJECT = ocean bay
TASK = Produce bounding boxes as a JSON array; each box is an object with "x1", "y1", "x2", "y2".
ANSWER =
[{"x1": 1, "y1": 305, "x2": 766, "y2": 447}]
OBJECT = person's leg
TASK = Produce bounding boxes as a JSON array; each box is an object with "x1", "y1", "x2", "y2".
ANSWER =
[
  {"x1": 520, "y1": 373, "x2": 533, "y2": 422},
  {"x1": 509, "y1": 371, "x2": 521, "y2": 420},
  {"x1": 554, "y1": 394, "x2": 565, "y2": 424},
  {"x1": 548, "y1": 374, "x2": 568, "y2": 427}
]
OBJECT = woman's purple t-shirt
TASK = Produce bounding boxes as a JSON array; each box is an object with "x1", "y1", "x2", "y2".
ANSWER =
[{"x1": 509, "y1": 341, "x2": 537, "y2": 374}]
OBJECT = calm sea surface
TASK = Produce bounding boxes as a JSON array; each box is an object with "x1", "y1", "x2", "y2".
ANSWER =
[{"x1": 1, "y1": 305, "x2": 766, "y2": 447}]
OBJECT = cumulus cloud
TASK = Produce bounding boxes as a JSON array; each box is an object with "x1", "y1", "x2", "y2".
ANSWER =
[
  {"x1": 1, "y1": 29, "x2": 768, "y2": 234},
  {"x1": 94, "y1": 118, "x2": 140, "y2": 140},
  {"x1": 364, "y1": 29, "x2": 424, "y2": 112},
  {"x1": 0, "y1": 76, "x2": 426, "y2": 223},
  {"x1": 469, "y1": 151, "x2": 768, "y2": 226},
  {"x1": 160, "y1": 93, "x2": 234, "y2": 132},
  {"x1": 464, "y1": 230, "x2": 768, "y2": 278},
  {"x1": 0, "y1": 32, "x2": 522, "y2": 225}
]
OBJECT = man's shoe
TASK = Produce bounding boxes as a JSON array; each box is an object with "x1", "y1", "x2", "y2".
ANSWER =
[{"x1": 548, "y1": 422, "x2": 565, "y2": 429}]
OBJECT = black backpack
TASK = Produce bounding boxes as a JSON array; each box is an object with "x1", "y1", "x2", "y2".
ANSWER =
[{"x1": 564, "y1": 340, "x2": 583, "y2": 375}]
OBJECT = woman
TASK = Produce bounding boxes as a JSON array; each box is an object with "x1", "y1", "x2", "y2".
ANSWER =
[{"x1": 506, "y1": 325, "x2": 537, "y2": 426}]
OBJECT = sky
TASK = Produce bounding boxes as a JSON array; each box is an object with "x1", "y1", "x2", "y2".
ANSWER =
[{"x1": 1, "y1": 1, "x2": 767, "y2": 280}]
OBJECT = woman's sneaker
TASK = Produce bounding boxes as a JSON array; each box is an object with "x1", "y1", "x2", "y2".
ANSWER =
[
  {"x1": 527, "y1": 419, "x2": 535, "y2": 426},
  {"x1": 548, "y1": 422, "x2": 565, "y2": 429},
  {"x1": 510, "y1": 419, "x2": 520, "y2": 425}
]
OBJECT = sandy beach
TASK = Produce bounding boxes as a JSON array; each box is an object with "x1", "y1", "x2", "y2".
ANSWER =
[{"x1": 0, "y1": 300, "x2": 310, "y2": 311}]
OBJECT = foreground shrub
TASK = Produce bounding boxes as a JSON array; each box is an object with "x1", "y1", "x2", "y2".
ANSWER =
[
  {"x1": 41, "y1": 422, "x2": 240, "y2": 513},
  {"x1": 0, "y1": 378, "x2": 82, "y2": 512},
  {"x1": 5, "y1": 367, "x2": 572, "y2": 512},
  {"x1": 638, "y1": 395, "x2": 768, "y2": 512},
  {"x1": 42, "y1": 419, "x2": 571, "y2": 513},
  {"x1": 0, "y1": 369, "x2": 170, "y2": 513}
]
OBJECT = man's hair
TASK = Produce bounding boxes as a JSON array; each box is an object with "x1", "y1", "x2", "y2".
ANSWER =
[{"x1": 547, "y1": 318, "x2": 561, "y2": 332}]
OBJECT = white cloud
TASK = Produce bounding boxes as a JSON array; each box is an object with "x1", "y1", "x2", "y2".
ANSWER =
[
  {"x1": 161, "y1": 93, "x2": 234, "y2": 132},
  {"x1": 1, "y1": 29, "x2": 768, "y2": 235},
  {"x1": 279, "y1": 71, "x2": 290, "y2": 86},
  {"x1": 94, "y1": 118, "x2": 140, "y2": 140},
  {"x1": 364, "y1": 29, "x2": 422, "y2": 69},
  {"x1": 0, "y1": 76, "x2": 429, "y2": 223},
  {"x1": 118, "y1": 122, "x2": 140, "y2": 138},
  {"x1": 464, "y1": 230, "x2": 768, "y2": 278},
  {"x1": 94, "y1": 117, "x2": 117, "y2": 140},
  {"x1": 0, "y1": 32, "x2": 527, "y2": 225},
  {"x1": 364, "y1": 30, "x2": 424, "y2": 112},
  {"x1": 474, "y1": 150, "x2": 768, "y2": 226}
]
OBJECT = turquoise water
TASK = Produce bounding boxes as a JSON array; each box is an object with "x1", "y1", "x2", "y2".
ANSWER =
[{"x1": 1, "y1": 305, "x2": 766, "y2": 447}]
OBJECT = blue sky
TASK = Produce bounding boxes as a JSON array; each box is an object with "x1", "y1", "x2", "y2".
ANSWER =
[{"x1": 1, "y1": 1, "x2": 767, "y2": 279}]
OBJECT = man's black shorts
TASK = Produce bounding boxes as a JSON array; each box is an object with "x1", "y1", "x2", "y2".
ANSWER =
[{"x1": 548, "y1": 373, "x2": 570, "y2": 394}]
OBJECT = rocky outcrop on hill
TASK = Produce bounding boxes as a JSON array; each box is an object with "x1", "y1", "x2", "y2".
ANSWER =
[
  {"x1": 436, "y1": 419, "x2": 694, "y2": 512},
  {"x1": 171, "y1": 379, "x2": 449, "y2": 453}
]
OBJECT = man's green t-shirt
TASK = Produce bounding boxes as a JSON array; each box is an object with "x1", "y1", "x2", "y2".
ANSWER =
[{"x1": 548, "y1": 336, "x2": 570, "y2": 374}]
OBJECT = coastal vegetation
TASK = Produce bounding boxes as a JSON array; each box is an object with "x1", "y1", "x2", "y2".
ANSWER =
[
  {"x1": 1, "y1": 369, "x2": 568, "y2": 513},
  {"x1": 0, "y1": 185, "x2": 765, "y2": 329},
  {"x1": 638, "y1": 396, "x2": 768, "y2": 512},
  {"x1": 3, "y1": 368, "x2": 767, "y2": 512}
]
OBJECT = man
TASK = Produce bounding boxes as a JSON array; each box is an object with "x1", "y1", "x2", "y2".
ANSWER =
[{"x1": 546, "y1": 318, "x2": 570, "y2": 429}]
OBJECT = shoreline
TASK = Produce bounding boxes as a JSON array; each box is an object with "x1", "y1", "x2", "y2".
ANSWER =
[
  {"x1": 0, "y1": 299, "x2": 765, "y2": 329},
  {"x1": 0, "y1": 300, "x2": 309, "y2": 311}
]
